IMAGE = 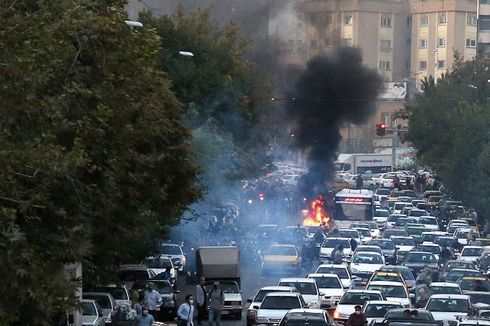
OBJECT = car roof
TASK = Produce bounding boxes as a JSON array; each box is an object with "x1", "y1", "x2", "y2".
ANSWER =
[
  {"x1": 367, "y1": 281, "x2": 405, "y2": 286},
  {"x1": 264, "y1": 292, "x2": 301, "y2": 298},
  {"x1": 391, "y1": 236, "x2": 413, "y2": 239},
  {"x1": 259, "y1": 286, "x2": 297, "y2": 291},
  {"x1": 317, "y1": 264, "x2": 348, "y2": 269},
  {"x1": 286, "y1": 308, "x2": 325, "y2": 314},
  {"x1": 344, "y1": 289, "x2": 383, "y2": 294},
  {"x1": 381, "y1": 265, "x2": 410, "y2": 270},
  {"x1": 83, "y1": 292, "x2": 114, "y2": 297},
  {"x1": 430, "y1": 282, "x2": 460, "y2": 287},
  {"x1": 428, "y1": 294, "x2": 470, "y2": 299},
  {"x1": 279, "y1": 278, "x2": 316, "y2": 283},
  {"x1": 463, "y1": 246, "x2": 484, "y2": 250},
  {"x1": 324, "y1": 237, "x2": 351, "y2": 241},
  {"x1": 364, "y1": 300, "x2": 401, "y2": 305},
  {"x1": 464, "y1": 291, "x2": 490, "y2": 295},
  {"x1": 373, "y1": 271, "x2": 402, "y2": 276},
  {"x1": 459, "y1": 276, "x2": 487, "y2": 280},
  {"x1": 353, "y1": 251, "x2": 383, "y2": 257},
  {"x1": 308, "y1": 273, "x2": 340, "y2": 279}
]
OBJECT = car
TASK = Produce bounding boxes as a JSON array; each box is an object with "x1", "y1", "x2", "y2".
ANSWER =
[
  {"x1": 82, "y1": 292, "x2": 116, "y2": 325},
  {"x1": 412, "y1": 199, "x2": 426, "y2": 207},
  {"x1": 429, "y1": 282, "x2": 462, "y2": 295},
  {"x1": 151, "y1": 280, "x2": 178, "y2": 318},
  {"x1": 158, "y1": 243, "x2": 187, "y2": 273},
  {"x1": 442, "y1": 260, "x2": 478, "y2": 277},
  {"x1": 278, "y1": 308, "x2": 336, "y2": 326},
  {"x1": 445, "y1": 269, "x2": 483, "y2": 283},
  {"x1": 459, "y1": 246, "x2": 484, "y2": 262},
  {"x1": 447, "y1": 224, "x2": 469, "y2": 236},
  {"x1": 479, "y1": 309, "x2": 490, "y2": 319},
  {"x1": 395, "y1": 218, "x2": 418, "y2": 228},
  {"x1": 345, "y1": 175, "x2": 377, "y2": 190},
  {"x1": 315, "y1": 264, "x2": 354, "y2": 289},
  {"x1": 422, "y1": 191, "x2": 443, "y2": 200},
  {"x1": 362, "y1": 300, "x2": 404, "y2": 324},
  {"x1": 118, "y1": 264, "x2": 157, "y2": 291},
  {"x1": 367, "y1": 271, "x2": 408, "y2": 289},
  {"x1": 416, "y1": 203, "x2": 430, "y2": 211},
  {"x1": 205, "y1": 280, "x2": 243, "y2": 319},
  {"x1": 278, "y1": 278, "x2": 322, "y2": 309},
  {"x1": 466, "y1": 291, "x2": 490, "y2": 309},
  {"x1": 376, "y1": 188, "x2": 391, "y2": 197},
  {"x1": 333, "y1": 290, "x2": 385, "y2": 324},
  {"x1": 398, "y1": 196, "x2": 413, "y2": 203},
  {"x1": 382, "y1": 229, "x2": 408, "y2": 239},
  {"x1": 385, "y1": 215, "x2": 405, "y2": 229},
  {"x1": 379, "y1": 266, "x2": 416, "y2": 291},
  {"x1": 254, "y1": 292, "x2": 306, "y2": 326},
  {"x1": 89, "y1": 284, "x2": 131, "y2": 306},
  {"x1": 409, "y1": 209, "x2": 428, "y2": 218},
  {"x1": 447, "y1": 220, "x2": 470, "y2": 228},
  {"x1": 366, "y1": 281, "x2": 412, "y2": 308},
  {"x1": 366, "y1": 221, "x2": 381, "y2": 238},
  {"x1": 417, "y1": 244, "x2": 442, "y2": 261},
  {"x1": 402, "y1": 251, "x2": 439, "y2": 276},
  {"x1": 337, "y1": 229, "x2": 362, "y2": 245},
  {"x1": 455, "y1": 229, "x2": 480, "y2": 245},
  {"x1": 458, "y1": 277, "x2": 490, "y2": 293},
  {"x1": 81, "y1": 299, "x2": 106, "y2": 326},
  {"x1": 350, "y1": 252, "x2": 385, "y2": 287},
  {"x1": 246, "y1": 286, "x2": 297, "y2": 326},
  {"x1": 393, "y1": 202, "x2": 412, "y2": 215},
  {"x1": 354, "y1": 245, "x2": 384, "y2": 256},
  {"x1": 320, "y1": 238, "x2": 353, "y2": 262},
  {"x1": 427, "y1": 196, "x2": 445, "y2": 207},
  {"x1": 420, "y1": 231, "x2": 448, "y2": 244},
  {"x1": 425, "y1": 294, "x2": 472, "y2": 321},
  {"x1": 369, "y1": 239, "x2": 397, "y2": 264},
  {"x1": 418, "y1": 216, "x2": 439, "y2": 231},
  {"x1": 459, "y1": 319, "x2": 490, "y2": 326},
  {"x1": 391, "y1": 236, "x2": 415, "y2": 261},
  {"x1": 261, "y1": 244, "x2": 301, "y2": 275},
  {"x1": 140, "y1": 256, "x2": 177, "y2": 284},
  {"x1": 405, "y1": 225, "x2": 427, "y2": 243},
  {"x1": 434, "y1": 236, "x2": 458, "y2": 249},
  {"x1": 308, "y1": 273, "x2": 344, "y2": 309},
  {"x1": 373, "y1": 209, "x2": 390, "y2": 226},
  {"x1": 355, "y1": 228, "x2": 373, "y2": 243},
  {"x1": 383, "y1": 308, "x2": 434, "y2": 321}
]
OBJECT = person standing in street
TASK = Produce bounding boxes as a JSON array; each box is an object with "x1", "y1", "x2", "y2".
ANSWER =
[
  {"x1": 143, "y1": 282, "x2": 162, "y2": 321},
  {"x1": 195, "y1": 276, "x2": 208, "y2": 325},
  {"x1": 346, "y1": 305, "x2": 367, "y2": 326},
  {"x1": 208, "y1": 282, "x2": 224, "y2": 326},
  {"x1": 177, "y1": 294, "x2": 195, "y2": 326},
  {"x1": 135, "y1": 306, "x2": 154, "y2": 326}
]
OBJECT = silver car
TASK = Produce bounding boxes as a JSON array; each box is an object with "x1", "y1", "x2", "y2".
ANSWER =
[
  {"x1": 81, "y1": 299, "x2": 105, "y2": 326},
  {"x1": 83, "y1": 292, "x2": 117, "y2": 324}
]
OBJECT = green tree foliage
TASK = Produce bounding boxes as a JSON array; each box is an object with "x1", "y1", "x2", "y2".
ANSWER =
[
  {"x1": 139, "y1": 8, "x2": 274, "y2": 188},
  {"x1": 0, "y1": 0, "x2": 200, "y2": 323},
  {"x1": 400, "y1": 54, "x2": 490, "y2": 215}
]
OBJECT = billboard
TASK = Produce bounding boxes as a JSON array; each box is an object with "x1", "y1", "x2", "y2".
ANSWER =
[
  {"x1": 396, "y1": 147, "x2": 415, "y2": 168},
  {"x1": 379, "y1": 82, "x2": 407, "y2": 99}
]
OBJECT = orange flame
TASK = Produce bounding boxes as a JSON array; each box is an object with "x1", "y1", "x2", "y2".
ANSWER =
[{"x1": 303, "y1": 196, "x2": 330, "y2": 226}]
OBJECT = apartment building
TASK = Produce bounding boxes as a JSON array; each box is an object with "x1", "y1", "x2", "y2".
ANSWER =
[
  {"x1": 410, "y1": 0, "x2": 477, "y2": 90},
  {"x1": 478, "y1": 0, "x2": 490, "y2": 57}
]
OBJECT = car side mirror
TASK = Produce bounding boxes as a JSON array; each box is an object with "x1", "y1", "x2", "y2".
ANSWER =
[
  {"x1": 247, "y1": 298, "x2": 253, "y2": 303},
  {"x1": 253, "y1": 305, "x2": 260, "y2": 309}
]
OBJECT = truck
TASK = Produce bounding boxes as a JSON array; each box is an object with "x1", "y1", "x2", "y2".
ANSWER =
[
  {"x1": 196, "y1": 246, "x2": 242, "y2": 320},
  {"x1": 335, "y1": 153, "x2": 393, "y2": 175}
]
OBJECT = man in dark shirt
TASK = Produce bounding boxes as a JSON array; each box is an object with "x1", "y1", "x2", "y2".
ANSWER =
[{"x1": 346, "y1": 305, "x2": 367, "y2": 326}]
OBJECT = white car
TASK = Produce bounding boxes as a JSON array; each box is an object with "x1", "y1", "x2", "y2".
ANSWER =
[
  {"x1": 366, "y1": 281, "x2": 412, "y2": 308},
  {"x1": 254, "y1": 292, "x2": 306, "y2": 325},
  {"x1": 308, "y1": 273, "x2": 344, "y2": 310},
  {"x1": 393, "y1": 202, "x2": 411, "y2": 215},
  {"x1": 425, "y1": 294, "x2": 472, "y2": 321},
  {"x1": 386, "y1": 214, "x2": 407, "y2": 229},
  {"x1": 81, "y1": 299, "x2": 105, "y2": 326},
  {"x1": 158, "y1": 243, "x2": 187, "y2": 273},
  {"x1": 418, "y1": 216, "x2": 440, "y2": 231},
  {"x1": 459, "y1": 246, "x2": 484, "y2": 262},
  {"x1": 333, "y1": 290, "x2": 385, "y2": 324},
  {"x1": 362, "y1": 300, "x2": 404, "y2": 324},
  {"x1": 391, "y1": 236, "x2": 415, "y2": 254},
  {"x1": 140, "y1": 255, "x2": 176, "y2": 282},
  {"x1": 429, "y1": 282, "x2": 462, "y2": 295},
  {"x1": 337, "y1": 229, "x2": 362, "y2": 245},
  {"x1": 373, "y1": 209, "x2": 390, "y2": 225},
  {"x1": 417, "y1": 243, "x2": 442, "y2": 261},
  {"x1": 319, "y1": 238, "x2": 352, "y2": 262},
  {"x1": 278, "y1": 278, "x2": 321, "y2": 309},
  {"x1": 355, "y1": 228, "x2": 373, "y2": 243},
  {"x1": 315, "y1": 264, "x2": 354, "y2": 289},
  {"x1": 350, "y1": 252, "x2": 385, "y2": 287},
  {"x1": 421, "y1": 231, "x2": 448, "y2": 244},
  {"x1": 247, "y1": 286, "x2": 297, "y2": 325},
  {"x1": 454, "y1": 228, "x2": 479, "y2": 245}
]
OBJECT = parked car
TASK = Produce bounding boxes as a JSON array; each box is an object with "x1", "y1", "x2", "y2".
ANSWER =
[
  {"x1": 81, "y1": 299, "x2": 106, "y2": 326},
  {"x1": 158, "y1": 243, "x2": 187, "y2": 273},
  {"x1": 82, "y1": 292, "x2": 117, "y2": 325}
]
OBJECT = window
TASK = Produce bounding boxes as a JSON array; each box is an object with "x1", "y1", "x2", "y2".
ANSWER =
[
  {"x1": 419, "y1": 61, "x2": 427, "y2": 70},
  {"x1": 438, "y1": 13, "x2": 447, "y2": 25},
  {"x1": 379, "y1": 61, "x2": 391, "y2": 71},
  {"x1": 310, "y1": 39, "x2": 318, "y2": 49},
  {"x1": 343, "y1": 38, "x2": 353, "y2": 46},
  {"x1": 345, "y1": 15, "x2": 353, "y2": 25},
  {"x1": 420, "y1": 39, "x2": 428, "y2": 48},
  {"x1": 481, "y1": 16, "x2": 490, "y2": 31},
  {"x1": 407, "y1": 17, "x2": 412, "y2": 27},
  {"x1": 467, "y1": 14, "x2": 477, "y2": 26},
  {"x1": 380, "y1": 40, "x2": 391, "y2": 52},
  {"x1": 438, "y1": 60, "x2": 446, "y2": 69},
  {"x1": 438, "y1": 38, "x2": 447, "y2": 48},
  {"x1": 326, "y1": 14, "x2": 332, "y2": 25},
  {"x1": 381, "y1": 17, "x2": 392, "y2": 27},
  {"x1": 466, "y1": 38, "x2": 477, "y2": 47},
  {"x1": 420, "y1": 14, "x2": 428, "y2": 27},
  {"x1": 407, "y1": 38, "x2": 412, "y2": 45},
  {"x1": 325, "y1": 38, "x2": 332, "y2": 47}
]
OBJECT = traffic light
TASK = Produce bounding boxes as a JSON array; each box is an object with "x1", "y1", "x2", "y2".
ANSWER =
[{"x1": 376, "y1": 122, "x2": 386, "y2": 136}]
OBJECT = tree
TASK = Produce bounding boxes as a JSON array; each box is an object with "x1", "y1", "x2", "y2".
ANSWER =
[
  {"x1": 400, "y1": 53, "x2": 490, "y2": 216},
  {"x1": 0, "y1": 0, "x2": 200, "y2": 323}
]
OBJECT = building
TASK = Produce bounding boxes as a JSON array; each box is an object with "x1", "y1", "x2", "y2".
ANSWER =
[
  {"x1": 410, "y1": 0, "x2": 477, "y2": 90},
  {"x1": 478, "y1": 0, "x2": 490, "y2": 57}
]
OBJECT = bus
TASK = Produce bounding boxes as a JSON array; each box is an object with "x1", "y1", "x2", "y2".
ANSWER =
[{"x1": 334, "y1": 189, "x2": 374, "y2": 221}]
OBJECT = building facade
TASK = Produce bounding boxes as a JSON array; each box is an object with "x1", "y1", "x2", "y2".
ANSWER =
[{"x1": 478, "y1": 0, "x2": 490, "y2": 57}]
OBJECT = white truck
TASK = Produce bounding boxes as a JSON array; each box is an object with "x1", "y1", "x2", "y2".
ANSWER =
[{"x1": 335, "y1": 153, "x2": 393, "y2": 175}]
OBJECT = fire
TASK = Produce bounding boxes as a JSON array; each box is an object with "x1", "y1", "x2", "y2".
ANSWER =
[{"x1": 303, "y1": 196, "x2": 330, "y2": 226}]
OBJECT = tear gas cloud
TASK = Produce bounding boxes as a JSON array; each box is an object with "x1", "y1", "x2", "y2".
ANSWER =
[{"x1": 287, "y1": 47, "x2": 383, "y2": 198}]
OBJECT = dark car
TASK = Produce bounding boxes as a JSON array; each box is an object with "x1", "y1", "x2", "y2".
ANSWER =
[
  {"x1": 444, "y1": 269, "x2": 483, "y2": 283},
  {"x1": 402, "y1": 252, "x2": 439, "y2": 276},
  {"x1": 370, "y1": 239, "x2": 397, "y2": 264},
  {"x1": 383, "y1": 229, "x2": 409, "y2": 239},
  {"x1": 442, "y1": 260, "x2": 478, "y2": 278},
  {"x1": 152, "y1": 280, "x2": 178, "y2": 317},
  {"x1": 384, "y1": 308, "x2": 434, "y2": 321}
]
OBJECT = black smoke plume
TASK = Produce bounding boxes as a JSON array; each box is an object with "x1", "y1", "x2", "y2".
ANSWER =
[{"x1": 287, "y1": 47, "x2": 383, "y2": 198}]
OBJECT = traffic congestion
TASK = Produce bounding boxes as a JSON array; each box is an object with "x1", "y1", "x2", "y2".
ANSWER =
[{"x1": 79, "y1": 162, "x2": 490, "y2": 326}]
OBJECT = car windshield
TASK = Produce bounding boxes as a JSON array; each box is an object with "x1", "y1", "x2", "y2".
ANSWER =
[
  {"x1": 356, "y1": 229, "x2": 371, "y2": 237},
  {"x1": 377, "y1": 189, "x2": 391, "y2": 196},
  {"x1": 367, "y1": 285, "x2": 406, "y2": 298},
  {"x1": 381, "y1": 267, "x2": 414, "y2": 281},
  {"x1": 154, "y1": 281, "x2": 173, "y2": 294},
  {"x1": 353, "y1": 254, "x2": 383, "y2": 264},
  {"x1": 340, "y1": 293, "x2": 382, "y2": 304},
  {"x1": 462, "y1": 248, "x2": 483, "y2": 256},
  {"x1": 445, "y1": 261, "x2": 477, "y2": 271},
  {"x1": 404, "y1": 253, "x2": 436, "y2": 263},
  {"x1": 82, "y1": 302, "x2": 96, "y2": 316},
  {"x1": 392, "y1": 238, "x2": 415, "y2": 246},
  {"x1": 469, "y1": 293, "x2": 490, "y2": 305},
  {"x1": 322, "y1": 239, "x2": 350, "y2": 248},
  {"x1": 266, "y1": 246, "x2": 297, "y2": 256},
  {"x1": 278, "y1": 282, "x2": 317, "y2": 295},
  {"x1": 316, "y1": 267, "x2": 349, "y2": 278},
  {"x1": 206, "y1": 282, "x2": 239, "y2": 294},
  {"x1": 410, "y1": 211, "x2": 425, "y2": 217},
  {"x1": 142, "y1": 258, "x2": 172, "y2": 269},
  {"x1": 375, "y1": 210, "x2": 390, "y2": 217},
  {"x1": 338, "y1": 230, "x2": 359, "y2": 238},
  {"x1": 419, "y1": 218, "x2": 437, "y2": 225},
  {"x1": 406, "y1": 228, "x2": 424, "y2": 236},
  {"x1": 371, "y1": 240, "x2": 395, "y2": 250},
  {"x1": 384, "y1": 310, "x2": 432, "y2": 320},
  {"x1": 384, "y1": 230, "x2": 408, "y2": 238},
  {"x1": 260, "y1": 296, "x2": 301, "y2": 310},
  {"x1": 311, "y1": 277, "x2": 341, "y2": 289},
  {"x1": 446, "y1": 270, "x2": 480, "y2": 282},
  {"x1": 459, "y1": 279, "x2": 490, "y2": 292},
  {"x1": 372, "y1": 274, "x2": 402, "y2": 283},
  {"x1": 365, "y1": 304, "x2": 401, "y2": 317},
  {"x1": 254, "y1": 290, "x2": 280, "y2": 302},
  {"x1": 388, "y1": 216, "x2": 401, "y2": 223},
  {"x1": 94, "y1": 287, "x2": 128, "y2": 300},
  {"x1": 430, "y1": 286, "x2": 461, "y2": 295},
  {"x1": 418, "y1": 246, "x2": 441, "y2": 255},
  {"x1": 84, "y1": 295, "x2": 111, "y2": 309},
  {"x1": 427, "y1": 298, "x2": 469, "y2": 312},
  {"x1": 159, "y1": 245, "x2": 182, "y2": 255}
]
